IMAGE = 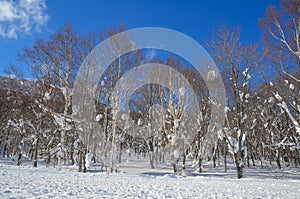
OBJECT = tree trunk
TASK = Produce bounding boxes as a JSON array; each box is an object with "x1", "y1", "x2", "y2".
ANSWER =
[
  {"x1": 198, "y1": 157, "x2": 203, "y2": 173},
  {"x1": 78, "y1": 148, "x2": 83, "y2": 172},
  {"x1": 70, "y1": 135, "x2": 75, "y2": 165},
  {"x1": 247, "y1": 156, "x2": 250, "y2": 167},
  {"x1": 17, "y1": 153, "x2": 22, "y2": 166},
  {"x1": 181, "y1": 153, "x2": 186, "y2": 175},
  {"x1": 276, "y1": 147, "x2": 282, "y2": 169},
  {"x1": 236, "y1": 165, "x2": 243, "y2": 179},
  {"x1": 172, "y1": 163, "x2": 177, "y2": 173},
  {"x1": 213, "y1": 144, "x2": 218, "y2": 168},
  {"x1": 33, "y1": 135, "x2": 40, "y2": 167},
  {"x1": 149, "y1": 151, "x2": 155, "y2": 169},
  {"x1": 223, "y1": 138, "x2": 227, "y2": 172},
  {"x1": 213, "y1": 157, "x2": 216, "y2": 168},
  {"x1": 110, "y1": 120, "x2": 117, "y2": 173},
  {"x1": 118, "y1": 143, "x2": 122, "y2": 164},
  {"x1": 148, "y1": 140, "x2": 155, "y2": 169},
  {"x1": 235, "y1": 153, "x2": 243, "y2": 179},
  {"x1": 83, "y1": 149, "x2": 87, "y2": 173},
  {"x1": 101, "y1": 106, "x2": 110, "y2": 171},
  {"x1": 61, "y1": 118, "x2": 67, "y2": 167},
  {"x1": 78, "y1": 141, "x2": 86, "y2": 172},
  {"x1": 294, "y1": 149, "x2": 299, "y2": 167},
  {"x1": 46, "y1": 149, "x2": 51, "y2": 167},
  {"x1": 33, "y1": 120, "x2": 41, "y2": 168}
]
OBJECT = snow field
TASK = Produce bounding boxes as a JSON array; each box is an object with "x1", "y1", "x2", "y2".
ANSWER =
[{"x1": 0, "y1": 158, "x2": 299, "y2": 198}]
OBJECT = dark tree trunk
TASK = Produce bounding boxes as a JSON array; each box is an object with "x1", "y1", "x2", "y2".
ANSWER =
[
  {"x1": 276, "y1": 148, "x2": 282, "y2": 169},
  {"x1": 294, "y1": 149, "x2": 299, "y2": 167},
  {"x1": 149, "y1": 152, "x2": 155, "y2": 169},
  {"x1": 148, "y1": 140, "x2": 155, "y2": 169},
  {"x1": 172, "y1": 163, "x2": 177, "y2": 173},
  {"x1": 118, "y1": 143, "x2": 122, "y2": 164},
  {"x1": 17, "y1": 153, "x2": 22, "y2": 166},
  {"x1": 235, "y1": 153, "x2": 243, "y2": 179},
  {"x1": 247, "y1": 156, "x2": 250, "y2": 167},
  {"x1": 46, "y1": 155, "x2": 50, "y2": 167},
  {"x1": 213, "y1": 157, "x2": 216, "y2": 168},
  {"x1": 182, "y1": 153, "x2": 186, "y2": 173},
  {"x1": 198, "y1": 157, "x2": 203, "y2": 173},
  {"x1": 83, "y1": 149, "x2": 87, "y2": 173},
  {"x1": 276, "y1": 153, "x2": 281, "y2": 169},
  {"x1": 237, "y1": 165, "x2": 243, "y2": 179},
  {"x1": 213, "y1": 144, "x2": 218, "y2": 168},
  {"x1": 251, "y1": 152, "x2": 255, "y2": 166},
  {"x1": 78, "y1": 141, "x2": 86, "y2": 172},
  {"x1": 78, "y1": 149, "x2": 83, "y2": 172}
]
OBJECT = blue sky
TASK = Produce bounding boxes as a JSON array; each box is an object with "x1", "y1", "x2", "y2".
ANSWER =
[{"x1": 0, "y1": 0, "x2": 280, "y2": 78}]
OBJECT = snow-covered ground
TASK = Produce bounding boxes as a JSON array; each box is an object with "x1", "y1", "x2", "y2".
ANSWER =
[{"x1": 0, "y1": 157, "x2": 299, "y2": 198}]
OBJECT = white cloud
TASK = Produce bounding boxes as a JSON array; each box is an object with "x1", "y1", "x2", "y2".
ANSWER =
[
  {"x1": 0, "y1": 1, "x2": 16, "y2": 21},
  {"x1": 0, "y1": 0, "x2": 49, "y2": 39}
]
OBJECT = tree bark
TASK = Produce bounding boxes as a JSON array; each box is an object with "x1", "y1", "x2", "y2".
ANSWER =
[
  {"x1": 17, "y1": 153, "x2": 22, "y2": 166},
  {"x1": 198, "y1": 157, "x2": 203, "y2": 173},
  {"x1": 235, "y1": 153, "x2": 243, "y2": 179},
  {"x1": 33, "y1": 136, "x2": 39, "y2": 167},
  {"x1": 223, "y1": 138, "x2": 227, "y2": 172},
  {"x1": 181, "y1": 153, "x2": 186, "y2": 175},
  {"x1": 236, "y1": 165, "x2": 243, "y2": 179},
  {"x1": 276, "y1": 147, "x2": 282, "y2": 169}
]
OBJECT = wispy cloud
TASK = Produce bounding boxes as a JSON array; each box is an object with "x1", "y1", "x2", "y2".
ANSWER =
[{"x1": 0, "y1": 0, "x2": 49, "y2": 39}]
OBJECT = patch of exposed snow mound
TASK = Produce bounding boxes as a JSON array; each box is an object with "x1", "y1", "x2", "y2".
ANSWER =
[{"x1": 96, "y1": 114, "x2": 103, "y2": 122}]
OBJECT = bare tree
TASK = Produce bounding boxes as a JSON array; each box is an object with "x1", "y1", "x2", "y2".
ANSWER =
[
  {"x1": 18, "y1": 23, "x2": 86, "y2": 167},
  {"x1": 261, "y1": 0, "x2": 300, "y2": 167},
  {"x1": 260, "y1": 0, "x2": 300, "y2": 74},
  {"x1": 208, "y1": 25, "x2": 264, "y2": 178}
]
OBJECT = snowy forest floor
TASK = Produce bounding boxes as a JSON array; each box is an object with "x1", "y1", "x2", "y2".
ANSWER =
[{"x1": 0, "y1": 156, "x2": 299, "y2": 198}]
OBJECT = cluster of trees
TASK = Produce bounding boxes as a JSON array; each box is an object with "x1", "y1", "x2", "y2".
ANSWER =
[{"x1": 0, "y1": 0, "x2": 299, "y2": 178}]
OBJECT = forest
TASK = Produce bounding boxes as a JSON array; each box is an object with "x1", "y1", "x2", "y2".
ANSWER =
[{"x1": 0, "y1": 0, "x2": 299, "y2": 179}]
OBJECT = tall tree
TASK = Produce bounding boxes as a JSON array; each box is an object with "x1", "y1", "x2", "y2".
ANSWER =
[
  {"x1": 17, "y1": 23, "x2": 87, "y2": 167},
  {"x1": 208, "y1": 25, "x2": 264, "y2": 178}
]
